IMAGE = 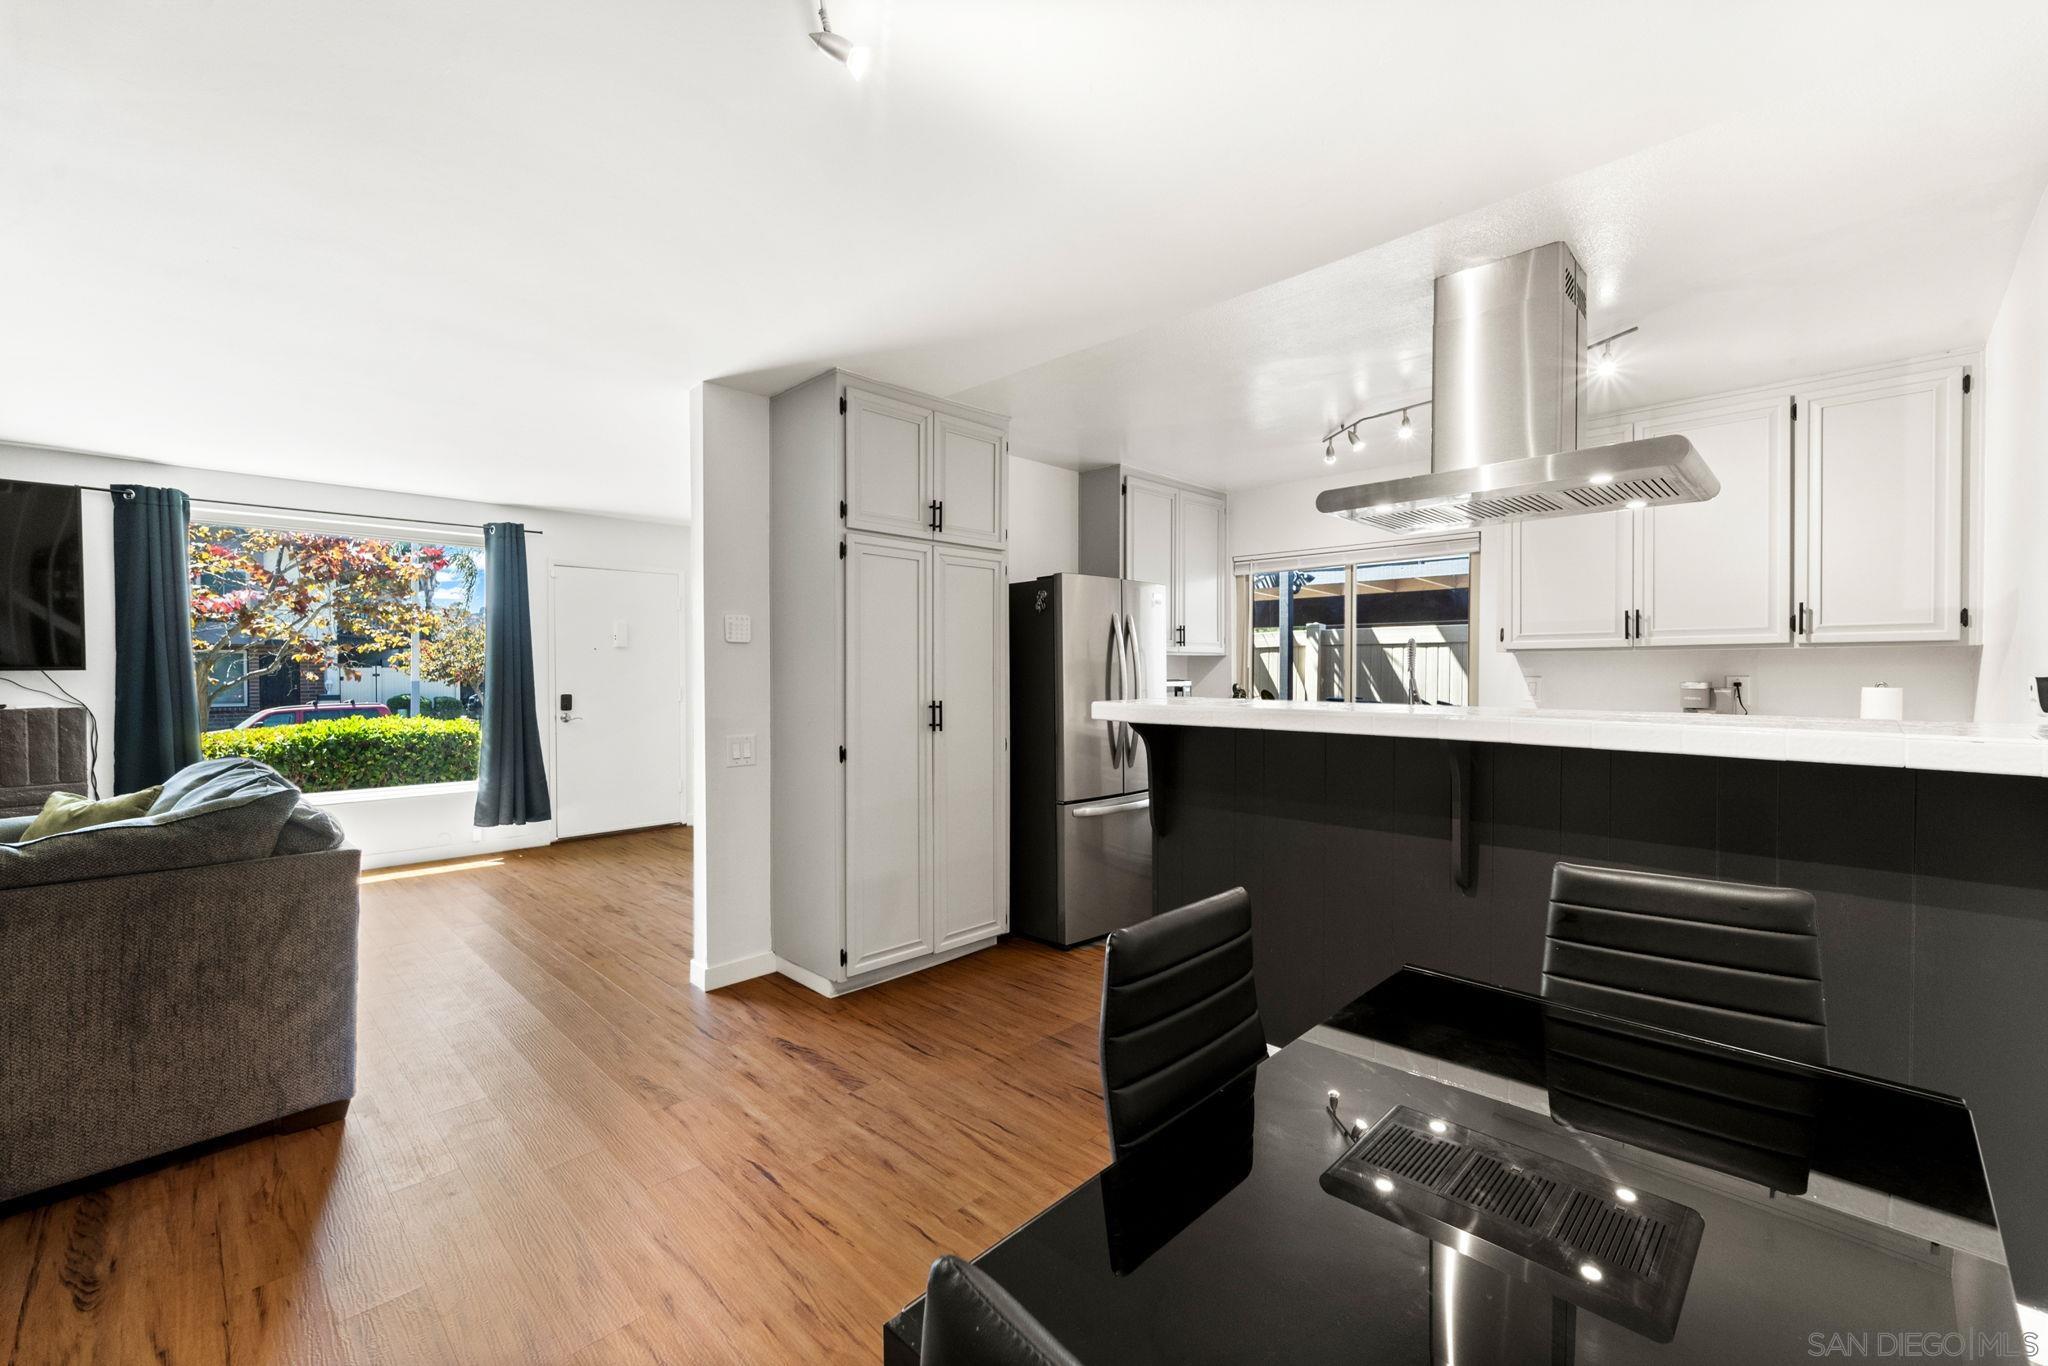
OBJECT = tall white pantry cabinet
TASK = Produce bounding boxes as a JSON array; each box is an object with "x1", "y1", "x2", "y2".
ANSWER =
[{"x1": 770, "y1": 371, "x2": 1010, "y2": 996}]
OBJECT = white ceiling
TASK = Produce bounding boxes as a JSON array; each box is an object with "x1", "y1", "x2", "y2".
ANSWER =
[{"x1": 3, "y1": 3, "x2": 2046, "y2": 520}]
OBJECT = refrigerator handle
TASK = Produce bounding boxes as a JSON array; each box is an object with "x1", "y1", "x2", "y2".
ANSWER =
[
  {"x1": 1120, "y1": 614, "x2": 1141, "y2": 765},
  {"x1": 1106, "y1": 615, "x2": 1123, "y2": 768}
]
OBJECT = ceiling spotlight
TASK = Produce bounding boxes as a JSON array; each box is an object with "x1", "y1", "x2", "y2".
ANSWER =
[
  {"x1": 1373, "y1": 1176, "x2": 1395, "y2": 1194},
  {"x1": 1579, "y1": 1262, "x2": 1605, "y2": 1283},
  {"x1": 1615, "y1": 1187, "x2": 1639, "y2": 1204},
  {"x1": 1427, "y1": 1119, "x2": 1449, "y2": 1135},
  {"x1": 809, "y1": 4, "x2": 871, "y2": 77},
  {"x1": 1593, "y1": 342, "x2": 1618, "y2": 380},
  {"x1": 1397, "y1": 410, "x2": 1415, "y2": 441},
  {"x1": 1347, "y1": 424, "x2": 1364, "y2": 452},
  {"x1": 1324, "y1": 438, "x2": 1337, "y2": 465}
]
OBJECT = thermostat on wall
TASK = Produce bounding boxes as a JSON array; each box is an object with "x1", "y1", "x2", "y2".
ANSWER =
[{"x1": 723, "y1": 613, "x2": 752, "y2": 644}]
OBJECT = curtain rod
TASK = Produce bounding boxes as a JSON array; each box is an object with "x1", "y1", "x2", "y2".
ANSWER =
[{"x1": 77, "y1": 485, "x2": 542, "y2": 535}]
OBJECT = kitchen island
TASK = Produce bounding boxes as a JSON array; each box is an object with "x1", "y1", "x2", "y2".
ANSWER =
[{"x1": 1094, "y1": 696, "x2": 2048, "y2": 1303}]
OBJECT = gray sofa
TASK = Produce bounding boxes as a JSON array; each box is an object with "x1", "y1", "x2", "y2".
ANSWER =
[{"x1": 0, "y1": 757, "x2": 360, "y2": 1206}]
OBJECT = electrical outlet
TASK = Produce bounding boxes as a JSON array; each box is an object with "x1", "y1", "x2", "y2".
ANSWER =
[{"x1": 1725, "y1": 675, "x2": 1754, "y2": 713}]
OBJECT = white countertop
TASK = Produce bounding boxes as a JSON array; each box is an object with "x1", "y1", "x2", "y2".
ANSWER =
[{"x1": 1092, "y1": 697, "x2": 2048, "y2": 776}]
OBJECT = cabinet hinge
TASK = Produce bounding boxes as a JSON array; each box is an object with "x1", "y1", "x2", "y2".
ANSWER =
[
  {"x1": 838, "y1": 499, "x2": 846, "y2": 519},
  {"x1": 1790, "y1": 398, "x2": 1798, "y2": 420},
  {"x1": 839, "y1": 395, "x2": 848, "y2": 415},
  {"x1": 838, "y1": 745, "x2": 846, "y2": 763},
  {"x1": 1961, "y1": 606, "x2": 1971, "y2": 628},
  {"x1": 838, "y1": 540, "x2": 846, "y2": 559},
  {"x1": 1963, "y1": 372, "x2": 1973, "y2": 395}
]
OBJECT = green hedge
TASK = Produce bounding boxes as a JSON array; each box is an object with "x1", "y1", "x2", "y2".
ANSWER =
[{"x1": 200, "y1": 715, "x2": 482, "y2": 793}]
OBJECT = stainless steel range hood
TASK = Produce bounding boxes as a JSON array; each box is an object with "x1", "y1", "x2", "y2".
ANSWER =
[{"x1": 1316, "y1": 242, "x2": 1717, "y2": 532}]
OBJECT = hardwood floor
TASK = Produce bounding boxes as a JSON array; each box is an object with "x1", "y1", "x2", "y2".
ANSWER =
[{"x1": 1, "y1": 827, "x2": 1110, "y2": 1364}]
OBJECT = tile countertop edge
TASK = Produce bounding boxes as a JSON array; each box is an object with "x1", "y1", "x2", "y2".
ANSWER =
[{"x1": 1092, "y1": 700, "x2": 2048, "y2": 777}]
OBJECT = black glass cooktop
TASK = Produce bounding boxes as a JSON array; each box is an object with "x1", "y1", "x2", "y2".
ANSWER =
[{"x1": 884, "y1": 969, "x2": 2022, "y2": 1365}]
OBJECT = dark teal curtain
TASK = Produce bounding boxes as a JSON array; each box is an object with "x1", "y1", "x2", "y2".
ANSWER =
[
  {"x1": 112, "y1": 484, "x2": 201, "y2": 792},
  {"x1": 474, "y1": 522, "x2": 551, "y2": 826}
]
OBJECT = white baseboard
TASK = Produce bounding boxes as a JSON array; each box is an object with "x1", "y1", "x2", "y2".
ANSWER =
[
  {"x1": 356, "y1": 825, "x2": 554, "y2": 871},
  {"x1": 690, "y1": 950, "x2": 778, "y2": 991},
  {"x1": 775, "y1": 937, "x2": 998, "y2": 999}
]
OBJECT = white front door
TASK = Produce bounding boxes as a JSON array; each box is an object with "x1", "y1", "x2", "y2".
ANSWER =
[{"x1": 552, "y1": 565, "x2": 684, "y2": 839}]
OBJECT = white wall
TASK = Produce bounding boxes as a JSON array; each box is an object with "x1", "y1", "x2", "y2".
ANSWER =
[
  {"x1": 1975, "y1": 183, "x2": 2048, "y2": 725},
  {"x1": 1226, "y1": 463, "x2": 1985, "y2": 721},
  {"x1": 687, "y1": 382, "x2": 775, "y2": 989},
  {"x1": 0, "y1": 440, "x2": 690, "y2": 865},
  {"x1": 1005, "y1": 454, "x2": 1079, "y2": 583}
]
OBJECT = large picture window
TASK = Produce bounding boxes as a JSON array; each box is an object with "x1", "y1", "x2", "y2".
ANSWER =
[
  {"x1": 188, "y1": 520, "x2": 488, "y2": 793},
  {"x1": 1242, "y1": 544, "x2": 1475, "y2": 705}
]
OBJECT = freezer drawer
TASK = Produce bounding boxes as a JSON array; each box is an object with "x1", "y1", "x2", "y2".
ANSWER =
[{"x1": 1054, "y1": 792, "x2": 1154, "y2": 946}]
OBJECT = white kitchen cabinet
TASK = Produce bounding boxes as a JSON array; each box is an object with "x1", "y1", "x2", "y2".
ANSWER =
[
  {"x1": 844, "y1": 534, "x2": 934, "y2": 975},
  {"x1": 845, "y1": 388, "x2": 934, "y2": 540},
  {"x1": 1504, "y1": 357, "x2": 1964, "y2": 654},
  {"x1": 1637, "y1": 397, "x2": 1793, "y2": 647},
  {"x1": 932, "y1": 545, "x2": 1008, "y2": 950},
  {"x1": 1082, "y1": 469, "x2": 1229, "y2": 657},
  {"x1": 770, "y1": 371, "x2": 1010, "y2": 996},
  {"x1": 845, "y1": 386, "x2": 1006, "y2": 548},
  {"x1": 1795, "y1": 367, "x2": 1965, "y2": 644},
  {"x1": 1175, "y1": 490, "x2": 1229, "y2": 655},
  {"x1": 1503, "y1": 425, "x2": 1634, "y2": 649},
  {"x1": 933, "y1": 413, "x2": 1007, "y2": 550}
]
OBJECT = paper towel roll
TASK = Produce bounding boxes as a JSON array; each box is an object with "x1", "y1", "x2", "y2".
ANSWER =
[{"x1": 1860, "y1": 686, "x2": 1904, "y2": 721}]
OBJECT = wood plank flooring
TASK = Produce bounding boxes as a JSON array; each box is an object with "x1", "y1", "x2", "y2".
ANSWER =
[{"x1": 2, "y1": 827, "x2": 1109, "y2": 1364}]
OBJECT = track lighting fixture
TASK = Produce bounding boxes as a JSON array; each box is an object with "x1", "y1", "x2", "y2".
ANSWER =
[
  {"x1": 809, "y1": 3, "x2": 871, "y2": 78},
  {"x1": 1587, "y1": 325, "x2": 1638, "y2": 381},
  {"x1": 1318, "y1": 400, "x2": 1431, "y2": 461}
]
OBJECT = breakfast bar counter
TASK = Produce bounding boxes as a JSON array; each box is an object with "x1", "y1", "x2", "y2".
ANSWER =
[{"x1": 1091, "y1": 696, "x2": 2048, "y2": 1304}]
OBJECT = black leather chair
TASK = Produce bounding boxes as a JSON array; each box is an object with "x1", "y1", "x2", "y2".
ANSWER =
[
  {"x1": 1543, "y1": 862, "x2": 1828, "y2": 1064},
  {"x1": 1099, "y1": 886, "x2": 1265, "y2": 1156},
  {"x1": 921, "y1": 1254, "x2": 1083, "y2": 1366}
]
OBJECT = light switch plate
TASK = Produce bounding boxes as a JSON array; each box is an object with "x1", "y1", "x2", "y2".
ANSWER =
[
  {"x1": 726, "y1": 734, "x2": 756, "y2": 767},
  {"x1": 723, "y1": 613, "x2": 752, "y2": 644}
]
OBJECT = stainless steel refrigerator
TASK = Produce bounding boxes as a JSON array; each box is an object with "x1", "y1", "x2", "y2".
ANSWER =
[{"x1": 1009, "y1": 573, "x2": 1168, "y2": 946}]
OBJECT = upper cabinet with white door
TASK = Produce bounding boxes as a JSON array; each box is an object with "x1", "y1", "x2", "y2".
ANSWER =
[
  {"x1": 845, "y1": 384, "x2": 1006, "y2": 547},
  {"x1": 1505, "y1": 425, "x2": 1635, "y2": 649},
  {"x1": 1504, "y1": 355, "x2": 1967, "y2": 652},
  {"x1": 1079, "y1": 467, "x2": 1229, "y2": 656},
  {"x1": 1795, "y1": 366, "x2": 1965, "y2": 643},
  {"x1": 769, "y1": 371, "x2": 1010, "y2": 998}
]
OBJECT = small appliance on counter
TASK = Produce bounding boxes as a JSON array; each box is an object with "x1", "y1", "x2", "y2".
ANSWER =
[
  {"x1": 1010, "y1": 574, "x2": 1169, "y2": 946},
  {"x1": 1680, "y1": 681, "x2": 1714, "y2": 713},
  {"x1": 1166, "y1": 679, "x2": 1193, "y2": 698}
]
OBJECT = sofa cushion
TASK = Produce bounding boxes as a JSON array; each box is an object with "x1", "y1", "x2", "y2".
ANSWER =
[
  {"x1": 273, "y1": 800, "x2": 347, "y2": 855},
  {"x1": 23, "y1": 785, "x2": 164, "y2": 840},
  {"x1": 0, "y1": 758, "x2": 303, "y2": 890}
]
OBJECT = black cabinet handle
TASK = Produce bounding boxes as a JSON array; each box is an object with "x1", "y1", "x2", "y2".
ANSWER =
[
  {"x1": 936, "y1": 500, "x2": 944, "y2": 532},
  {"x1": 1623, "y1": 610, "x2": 1631, "y2": 641},
  {"x1": 928, "y1": 500, "x2": 939, "y2": 531},
  {"x1": 937, "y1": 700, "x2": 944, "y2": 731},
  {"x1": 928, "y1": 701, "x2": 938, "y2": 731},
  {"x1": 1634, "y1": 608, "x2": 1643, "y2": 639}
]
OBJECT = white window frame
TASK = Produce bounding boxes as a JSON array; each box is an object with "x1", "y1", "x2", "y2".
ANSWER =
[
  {"x1": 189, "y1": 505, "x2": 489, "y2": 800},
  {"x1": 1235, "y1": 536, "x2": 1480, "y2": 703}
]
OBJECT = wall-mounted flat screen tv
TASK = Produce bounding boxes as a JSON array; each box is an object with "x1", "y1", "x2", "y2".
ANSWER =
[{"x1": 0, "y1": 479, "x2": 87, "y2": 670}]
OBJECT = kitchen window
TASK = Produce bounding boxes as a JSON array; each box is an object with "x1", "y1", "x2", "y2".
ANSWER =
[{"x1": 1239, "y1": 539, "x2": 1476, "y2": 704}]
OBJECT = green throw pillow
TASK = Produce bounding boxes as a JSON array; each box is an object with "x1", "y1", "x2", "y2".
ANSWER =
[{"x1": 22, "y1": 785, "x2": 164, "y2": 840}]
